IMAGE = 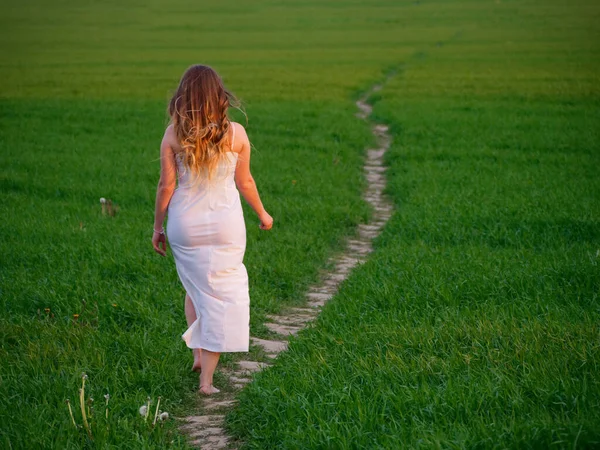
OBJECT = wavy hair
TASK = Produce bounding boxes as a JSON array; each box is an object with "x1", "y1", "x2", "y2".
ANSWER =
[{"x1": 168, "y1": 65, "x2": 239, "y2": 181}]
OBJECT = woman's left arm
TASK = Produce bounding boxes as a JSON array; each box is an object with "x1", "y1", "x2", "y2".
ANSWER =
[{"x1": 152, "y1": 130, "x2": 177, "y2": 256}]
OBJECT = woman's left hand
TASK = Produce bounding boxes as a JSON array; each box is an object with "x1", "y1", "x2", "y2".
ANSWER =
[{"x1": 152, "y1": 231, "x2": 168, "y2": 256}]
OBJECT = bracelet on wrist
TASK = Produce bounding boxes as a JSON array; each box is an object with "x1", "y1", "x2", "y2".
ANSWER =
[{"x1": 153, "y1": 228, "x2": 165, "y2": 235}]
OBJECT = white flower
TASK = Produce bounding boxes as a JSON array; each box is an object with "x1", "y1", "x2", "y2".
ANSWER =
[
  {"x1": 159, "y1": 412, "x2": 169, "y2": 421},
  {"x1": 139, "y1": 405, "x2": 147, "y2": 416},
  {"x1": 100, "y1": 198, "x2": 106, "y2": 204}
]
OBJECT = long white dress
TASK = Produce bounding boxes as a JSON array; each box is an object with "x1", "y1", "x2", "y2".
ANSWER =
[{"x1": 166, "y1": 129, "x2": 250, "y2": 353}]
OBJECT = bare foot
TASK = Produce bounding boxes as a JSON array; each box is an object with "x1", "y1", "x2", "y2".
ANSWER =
[
  {"x1": 192, "y1": 349, "x2": 201, "y2": 372},
  {"x1": 199, "y1": 385, "x2": 220, "y2": 396}
]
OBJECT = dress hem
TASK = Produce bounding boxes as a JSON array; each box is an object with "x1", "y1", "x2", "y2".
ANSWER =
[{"x1": 181, "y1": 335, "x2": 249, "y2": 353}]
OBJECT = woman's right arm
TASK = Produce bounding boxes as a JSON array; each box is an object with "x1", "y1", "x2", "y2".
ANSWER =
[{"x1": 234, "y1": 125, "x2": 273, "y2": 230}]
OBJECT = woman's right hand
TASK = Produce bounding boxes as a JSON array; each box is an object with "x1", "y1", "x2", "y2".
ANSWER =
[{"x1": 259, "y1": 212, "x2": 273, "y2": 230}]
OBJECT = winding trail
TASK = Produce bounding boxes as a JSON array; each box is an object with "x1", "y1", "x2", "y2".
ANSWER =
[{"x1": 179, "y1": 80, "x2": 394, "y2": 449}]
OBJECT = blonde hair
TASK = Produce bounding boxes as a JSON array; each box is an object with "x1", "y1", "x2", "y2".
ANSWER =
[{"x1": 168, "y1": 65, "x2": 239, "y2": 181}]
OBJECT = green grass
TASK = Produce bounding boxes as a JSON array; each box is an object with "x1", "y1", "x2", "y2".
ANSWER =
[
  {"x1": 2, "y1": 0, "x2": 599, "y2": 448},
  {"x1": 0, "y1": 0, "x2": 397, "y2": 447},
  {"x1": 0, "y1": 97, "x2": 371, "y2": 447},
  {"x1": 227, "y1": 0, "x2": 600, "y2": 448},
  {"x1": 0, "y1": 0, "x2": 431, "y2": 447}
]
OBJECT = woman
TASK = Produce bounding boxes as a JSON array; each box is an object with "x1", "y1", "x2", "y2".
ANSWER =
[{"x1": 152, "y1": 65, "x2": 273, "y2": 396}]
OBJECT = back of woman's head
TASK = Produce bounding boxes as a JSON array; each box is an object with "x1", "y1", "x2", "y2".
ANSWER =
[{"x1": 168, "y1": 65, "x2": 238, "y2": 180}]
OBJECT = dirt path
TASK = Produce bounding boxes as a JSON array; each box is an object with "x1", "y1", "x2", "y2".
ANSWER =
[{"x1": 179, "y1": 82, "x2": 394, "y2": 449}]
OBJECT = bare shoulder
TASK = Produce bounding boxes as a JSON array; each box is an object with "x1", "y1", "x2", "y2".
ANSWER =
[
  {"x1": 231, "y1": 121, "x2": 248, "y2": 139},
  {"x1": 231, "y1": 121, "x2": 249, "y2": 153},
  {"x1": 163, "y1": 123, "x2": 176, "y2": 142},
  {"x1": 162, "y1": 123, "x2": 180, "y2": 153}
]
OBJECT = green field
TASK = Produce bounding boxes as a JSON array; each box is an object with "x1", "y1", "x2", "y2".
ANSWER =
[{"x1": 1, "y1": 0, "x2": 599, "y2": 448}]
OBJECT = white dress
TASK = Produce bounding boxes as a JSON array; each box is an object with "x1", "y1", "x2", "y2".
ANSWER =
[{"x1": 166, "y1": 128, "x2": 250, "y2": 352}]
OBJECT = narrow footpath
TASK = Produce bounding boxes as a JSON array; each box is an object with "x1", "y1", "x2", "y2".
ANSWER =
[{"x1": 179, "y1": 81, "x2": 394, "y2": 449}]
